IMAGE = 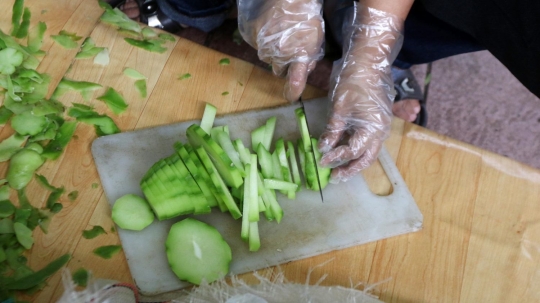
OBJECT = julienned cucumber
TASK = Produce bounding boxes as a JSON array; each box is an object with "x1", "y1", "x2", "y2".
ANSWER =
[
  {"x1": 294, "y1": 107, "x2": 331, "y2": 191},
  {"x1": 128, "y1": 103, "x2": 335, "y2": 285},
  {"x1": 166, "y1": 218, "x2": 232, "y2": 285}
]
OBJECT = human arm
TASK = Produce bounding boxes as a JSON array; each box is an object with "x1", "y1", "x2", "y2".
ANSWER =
[
  {"x1": 318, "y1": 0, "x2": 414, "y2": 183},
  {"x1": 237, "y1": 0, "x2": 325, "y2": 102}
]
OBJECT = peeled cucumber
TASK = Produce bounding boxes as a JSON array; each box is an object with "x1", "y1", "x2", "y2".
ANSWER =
[{"x1": 165, "y1": 218, "x2": 232, "y2": 285}]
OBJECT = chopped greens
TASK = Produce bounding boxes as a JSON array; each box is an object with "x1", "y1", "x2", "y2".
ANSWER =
[
  {"x1": 27, "y1": 21, "x2": 47, "y2": 54},
  {"x1": 0, "y1": 48, "x2": 24, "y2": 75},
  {"x1": 4, "y1": 254, "x2": 70, "y2": 290},
  {"x1": 72, "y1": 268, "x2": 89, "y2": 287},
  {"x1": 68, "y1": 104, "x2": 120, "y2": 136},
  {"x1": 0, "y1": 134, "x2": 27, "y2": 162},
  {"x1": 178, "y1": 73, "x2": 191, "y2": 80},
  {"x1": 51, "y1": 33, "x2": 80, "y2": 49},
  {"x1": 41, "y1": 120, "x2": 77, "y2": 160},
  {"x1": 219, "y1": 58, "x2": 230, "y2": 65},
  {"x1": 10, "y1": 0, "x2": 24, "y2": 37},
  {"x1": 93, "y1": 245, "x2": 122, "y2": 259},
  {"x1": 134, "y1": 79, "x2": 147, "y2": 98},
  {"x1": 91, "y1": 183, "x2": 99, "y2": 189},
  {"x1": 97, "y1": 87, "x2": 128, "y2": 114},
  {"x1": 123, "y1": 67, "x2": 146, "y2": 80},
  {"x1": 159, "y1": 33, "x2": 175, "y2": 42},
  {"x1": 53, "y1": 78, "x2": 102, "y2": 101},
  {"x1": 75, "y1": 37, "x2": 105, "y2": 59},
  {"x1": 67, "y1": 190, "x2": 78, "y2": 201},
  {"x1": 14, "y1": 7, "x2": 31, "y2": 39},
  {"x1": 222, "y1": 91, "x2": 229, "y2": 96},
  {"x1": 82, "y1": 225, "x2": 106, "y2": 239},
  {"x1": 124, "y1": 38, "x2": 167, "y2": 53}
]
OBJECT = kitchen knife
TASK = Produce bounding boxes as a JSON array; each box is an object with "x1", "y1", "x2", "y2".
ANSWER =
[{"x1": 298, "y1": 96, "x2": 324, "y2": 202}]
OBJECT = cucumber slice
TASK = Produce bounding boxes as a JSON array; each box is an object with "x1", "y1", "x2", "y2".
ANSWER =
[
  {"x1": 256, "y1": 144, "x2": 273, "y2": 179},
  {"x1": 166, "y1": 218, "x2": 232, "y2": 285},
  {"x1": 263, "y1": 179, "x2": 298, "y2": 192},
  {"x1": 294, "y1": 107, "x2": 311, "y2": 152},
  {"x1": 233, "y1": 139, "x2": 251, "y2": 166},
  {"x1": 248, "y1": 154, "x2": 259, "y2": 222},
  {"x1": 241, "y1": 164, "x2": 251, "y2": 241},
  {"x1": 165, "y1": 156, "x2": 210, "y2": 215},
  {"x1": 250, "y1": 125, "x2": 265, "y2": 152},
  {"x1": 214, "y1": 130, "x2": 245, "y2": 175},
  {"x1": 112, "y1": 194, "x2": 154, "y2": 231},
  {"x1": 186, "y1": 124, "x2": 243, "y2": 189},
  {"x1": 200, "y1": 103, "x2": 217, "y2": 134},
  {"x1": 195, "y1": 147, "x2": 242, "y2": 219},
  {"x1": 262, "y1": 116, "x2": 277, "y2": 151},
  {"x1": 175, "y1": 144, "x2": 218, "y2": 208},
  {"x1": 286, "y1": 141, "x2": 302, "y2": 191},
  {"x1": 274, "y1": 138, "x2": 294, "y2": 198},
  {"x1": 310, "y1": 138, "x2": 331, "y2": 190}
]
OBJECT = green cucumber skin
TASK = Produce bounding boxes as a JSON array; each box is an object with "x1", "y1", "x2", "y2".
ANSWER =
[{"x1": 186, "y1": 124, "x2": 243, "y2": 189}]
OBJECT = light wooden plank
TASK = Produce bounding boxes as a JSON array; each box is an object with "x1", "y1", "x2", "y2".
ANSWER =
[
  {"x1": 461, "y1": 152, "x2": 540, "y2": 302},
  {"x1": 367, "y1": 124, "x2": 482, "y2": 302}
]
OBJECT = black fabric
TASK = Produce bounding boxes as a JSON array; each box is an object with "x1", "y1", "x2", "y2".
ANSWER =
[{"x1": 419, "y1": 0, "x2": 540, "y2": 98}]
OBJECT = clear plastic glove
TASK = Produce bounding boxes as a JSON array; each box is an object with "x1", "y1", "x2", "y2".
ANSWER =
[
  {"x1": 318, "y1": 2, "x2": 404, "y2": 183},
  {"x1": 237, "y1": 0, "x2": 325, "y2": 102}
]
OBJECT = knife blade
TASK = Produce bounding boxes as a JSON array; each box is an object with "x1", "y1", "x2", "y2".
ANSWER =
[{"x1": 298, "y1": 96, "x2": 324, "y2": 202}]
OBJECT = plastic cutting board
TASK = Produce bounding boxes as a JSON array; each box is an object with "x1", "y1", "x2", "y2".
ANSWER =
[{"x1": 91, "y1": 97, "x2": 423, "y2": 296}]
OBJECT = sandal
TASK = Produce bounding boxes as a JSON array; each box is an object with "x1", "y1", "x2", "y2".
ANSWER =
[
  {"x1": 107, "y1": 0, "x2": 182, "y2": 33},
  {"x1": 391, "y1": 67, "x2": 428, "y2": 127}
]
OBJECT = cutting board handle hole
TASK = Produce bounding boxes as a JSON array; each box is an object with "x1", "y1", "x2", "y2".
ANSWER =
[{"x1": 361, "y1": 158, "x2": 394, "y2": 196}]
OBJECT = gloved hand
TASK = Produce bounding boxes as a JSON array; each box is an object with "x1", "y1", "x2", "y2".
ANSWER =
[
  {"x1": 237, "y1": 0, "x2": 325, "y2": 102},
  {"x1": 318, "y1": 3, "x2": 404, "y2": 183}
]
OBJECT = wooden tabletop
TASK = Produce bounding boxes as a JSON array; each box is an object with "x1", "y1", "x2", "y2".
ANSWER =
[{"x1": 2, "y1": 1, "x2": 540, "y2": 302}]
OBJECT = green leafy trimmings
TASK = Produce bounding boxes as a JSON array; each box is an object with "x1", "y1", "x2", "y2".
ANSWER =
[
  {"x1": 67, "y1": 103, "x2": 120, "y2": 136},
  {"x1": 124, "y1": 38, "x2": 167, "y2": 53},
  {"x1": 27, "y1": 21, "x2": 47, "y2": 54},
  {"x1": 178, "y1": 73, "x2": 191, "y2": 80},
  {"x1": 134, "y1": 79, "x2": 147, "y2": 98},
  {"x1": 51, "y1": 30, "x2": 82, "y2": 49},
  {"x1": 82, "y1": 225, "x2": 107, "y2": 239},
  {"x1": 96, "y1": 87, "x2": 128, "y2": 114},
  {"x1": 219, "y1": 58, "x2": 230, "y2": 65},
  {"x1": 93, "y1": 245, "x2": 122, "y2": 259},
  {"x1": 53, "y1": 78, "x2": 102, "y2": 101},
  {"x1": 75, "y1": 37, "x2": 105, "y2": 59},
  {"x1": 123, "y1": 67, "x2": 146, "y2": 80}
]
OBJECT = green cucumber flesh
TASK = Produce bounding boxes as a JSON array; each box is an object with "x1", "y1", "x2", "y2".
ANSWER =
[
  {"x1": 112, "y1": 194, "x2": 154, "y2": 231},
  {"x1": 200, "y1": 103, "x2": 217, "y2": 134},
  {"x1": 186, "y1": 124, "x2": 243, "y2": 189},
  {"x1": 166, "y1": 218, "x2": 232, "y2": 285}
]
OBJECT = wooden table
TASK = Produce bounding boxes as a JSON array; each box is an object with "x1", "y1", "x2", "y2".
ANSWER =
[{"x1": 2, "y1": 1, "x2": 540, "y2": 302}]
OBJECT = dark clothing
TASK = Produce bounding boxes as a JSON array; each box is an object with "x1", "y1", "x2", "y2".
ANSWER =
[{"x1": 324, "y1": 0, "x2": 540, "y2": 98}]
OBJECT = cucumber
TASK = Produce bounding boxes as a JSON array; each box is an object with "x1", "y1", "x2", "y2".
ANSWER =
[
  {"x1": 286, "y1": 141, "x2": 302, "y2": 191},
  {"x1": 262, "y1": 116, "x2": 276, "y2": 151},
  {"x1": 214, "y1": 130, "x2": 245, "y2": 176},
  {"x1": 195, "y1": 147, "x2": 242, "y2": 219},
  {"x1": 250, "y1": 125, "x2": 265, "y2": 151},
  {"x1": 200, "y1": 103, "x2": 217, "y2": 134},
  {"x1": 166, "y1": 218, "x2": 232, "y2": 285},
  {"x1": 111, "y1": 194, "x2": 154, "y2": 231},
  {"x1": 175, "y1": 143, "x2": 218, "y2": 208},
  {"x1": 310, "y1": 138, "x2": 331, "y2": 190},
  {"x1": 186, "y1": 124, "x2": 243, "y2": 189}
]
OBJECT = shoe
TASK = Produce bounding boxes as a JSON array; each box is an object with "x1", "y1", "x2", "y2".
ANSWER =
[{"x1": 391, "y1": 66, "x2": 428, "y2": 127}]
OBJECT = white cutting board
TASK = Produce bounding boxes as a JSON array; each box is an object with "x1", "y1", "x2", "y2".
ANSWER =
[{"x1": 91, "y1": 97, "x2": 423, "y2": 296}]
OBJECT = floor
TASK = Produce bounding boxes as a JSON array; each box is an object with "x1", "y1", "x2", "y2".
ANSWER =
[{"x1": 176, "y1": 20, "x2": 540, "y2": 170}]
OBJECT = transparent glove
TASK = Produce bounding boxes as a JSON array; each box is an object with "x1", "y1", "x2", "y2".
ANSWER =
[
  {"x1": 318, "y1": 3, "x2": 404, "y2": 183},
  {"x1": 237, "y1": 0, "x2": 325, "y2": 101}
]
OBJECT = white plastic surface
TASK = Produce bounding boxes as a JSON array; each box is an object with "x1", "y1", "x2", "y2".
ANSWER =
[{"x1": 91, "y1": 97, "x2": 423, "y2": 296}]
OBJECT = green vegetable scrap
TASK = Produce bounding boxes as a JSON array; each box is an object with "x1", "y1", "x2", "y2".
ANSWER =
[
  {"x1": 75, "y1": 37, "x2": 105, "y2": 59},
  {"x1": 178, "y1": 73, "x2": 191, "y2": 80},
  {"x1": 91, "y1": 183, "x2": 99, "y2": 189},
  {"x1": 72, "y1": 268, "x2": 89, "y2": 287},
  {"x1": 11, "y1": 112, "x2": 48, "y2": 136},
  {"x1": 219, "y1": 58, "x2": 230, "y2": 65},
  {"x1": 51, "y1": 30, "x2": 82, "y2": 49},
  {"x1": 0, "y1": 201, "x2": 16, "y2": 218},
  {"x1": 82, "y1": 225, "x2": 107, "y2": 239},
  {"x1": 41, "y1": 120, "x2": 77, "y2": 160},
  {"x1": 53, "y1": 78, "x2": 102, "y2": 101},
  {"x1": 124, "y1": 38, "x2": 167, "y2": 53},
  {"x1": 0, "y1": 48, "x2": 24, "y2": 75},
  {"x1": 93, "y1": 245, "x2": 122, "y2": 259},
  {"x1": 14, "y1": 7, "x2": 31, "y2": 39},
  {"x1": 158, "y1": 33, "x2": 175, "y2": 42},
  {"x1": 13, "y1": 222, "x2": 33, "y2": 249},
  {"x1": 6, "y1": 148, "x2": 45, "y2": 190},
  {"x1": 141, "y1": 27, "x2": 157, "y2": 39},
  {"x1": 4, "y1": 254, "x2": 70, "y2": 291},
  {"x1": 0, "y1": 133, "x2": 27, "y2": 162},
  {"x1": 0, "y1": 106, "x2": 14, "y2": 125},
  {"x1": 68, "y1": 190, "x2": 78, "y2": 201},
  {"x1": 97, "y1": 87, "x2": 128, "y2": 115},
  {"x1": 100, "y1": 7, "x2": 141, "y2": 34},
  {"x1": 124, "y1": 68, "x2": 150, "y2": 98},
  {"x1": 222, "y1": 91, "x2": 229, "y2": 96},
  {"x1": 27, "y1": 21, "x2": 47, "y2": 54}
]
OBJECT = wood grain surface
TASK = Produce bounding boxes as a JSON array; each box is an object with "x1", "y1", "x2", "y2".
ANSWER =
[{"x1": 1, "y1": 1, "x2": 540, "y2": 302}]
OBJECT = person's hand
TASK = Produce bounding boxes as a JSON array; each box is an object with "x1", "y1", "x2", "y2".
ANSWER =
[
  {"x1": 237, "y1": 0, "x2": 325, "y2": 101},
  {"x1": 318, "y1": 3, "x2": 404, "y2": 183}
]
